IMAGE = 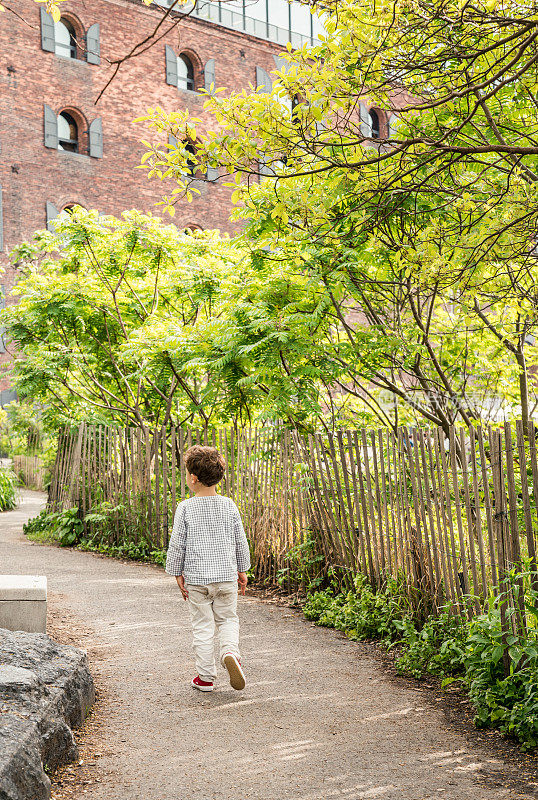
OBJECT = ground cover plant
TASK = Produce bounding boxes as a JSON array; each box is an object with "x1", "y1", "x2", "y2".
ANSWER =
[
  {"x1": 23, "y1": 506, "x2": 167, "y2": 566},
  {"x1": 303, "y1": 574, "x2": 538, "y2": 750}
]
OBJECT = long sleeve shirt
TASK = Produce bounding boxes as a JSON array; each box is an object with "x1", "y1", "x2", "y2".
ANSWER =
[{"x1": 165, "y1": 495, "x2": 251, "y2": 585}]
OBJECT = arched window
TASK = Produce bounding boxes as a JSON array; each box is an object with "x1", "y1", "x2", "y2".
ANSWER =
[
  {"x1": 178, "y1": 54, "x2": 195, "y2": 91},
  {"x1": 54, "y1": 18, "x2": 77, "y2": 59},
  {"x1": 57, "y1": 112, "x2": 78, "y2": 152},
  {"x1": 369, "y1": 109, "x2": 380, "y2": 139}
]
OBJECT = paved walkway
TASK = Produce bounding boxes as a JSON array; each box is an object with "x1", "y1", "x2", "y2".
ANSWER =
[{"x1": 1, "y1": 492, "x2": 537, "y2": 800}]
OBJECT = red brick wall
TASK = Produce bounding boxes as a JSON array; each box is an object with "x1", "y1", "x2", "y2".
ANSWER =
[
  {"x1": 0, "y1": 0, "x2": 283, "y2": 247},
  {"x1": 0, "y1": 0, "x2": 284, "y2": 391}
]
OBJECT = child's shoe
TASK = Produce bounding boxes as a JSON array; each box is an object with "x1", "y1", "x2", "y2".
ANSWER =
[
  {"x1": 191, "y1": 676, "x2": 214, "y2": 692},
  {"x1": 223, "y1": 653, "x2": 246, "y2": 690}
]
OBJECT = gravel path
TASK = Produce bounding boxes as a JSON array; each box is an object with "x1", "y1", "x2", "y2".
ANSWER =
[{"x1": 1, "y1": 492, "x2": 538, "y2": 800}]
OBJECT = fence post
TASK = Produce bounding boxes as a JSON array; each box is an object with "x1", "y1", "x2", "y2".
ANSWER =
[
  {"x1": 66, "y1": 422, "x2": 85, "y2": 510},
  {"x1": 490, "y1": 428, "x2": 512, "y2": 678}
]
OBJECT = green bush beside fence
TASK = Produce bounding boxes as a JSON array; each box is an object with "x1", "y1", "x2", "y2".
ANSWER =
[
  {"x1": 0, "y1": 469, "x2": 18, "y2": 511},
  {"x1": 304, "y1": 572, "x2": 538, "y2": 750}
]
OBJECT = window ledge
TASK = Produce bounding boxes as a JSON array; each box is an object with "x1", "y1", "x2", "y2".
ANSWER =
[
  {"x1": 53, "y1": 53, "x2": 90, "y2": 64},
  {"x1": 57, "y1": 150, "x2": 91, "y2": 161},
  {"x1": 178, "y1": 88, "x2": 203, "y2": 98}
]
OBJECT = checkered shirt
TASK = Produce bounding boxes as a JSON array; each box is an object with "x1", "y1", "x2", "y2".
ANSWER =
[{"x1": 165, "y1": 495, "x2": 251, "y2": 585}]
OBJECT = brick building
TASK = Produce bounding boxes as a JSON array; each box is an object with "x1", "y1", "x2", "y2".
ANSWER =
[{"x1": 0, "y1": 0, "x2": 322, "y2": 402}]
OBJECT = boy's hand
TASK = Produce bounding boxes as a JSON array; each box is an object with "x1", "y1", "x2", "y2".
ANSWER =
[
  {"x1": 176, "y1": 575, "x2": 189, "y2": 600},
  {"x1": 238, "y1": 572, "x2": 248, "y2": 596}
]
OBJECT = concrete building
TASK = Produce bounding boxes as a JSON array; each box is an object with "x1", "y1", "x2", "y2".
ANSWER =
[{"x1": 0, "y1": 0, "x2": 322, "y2": 402}]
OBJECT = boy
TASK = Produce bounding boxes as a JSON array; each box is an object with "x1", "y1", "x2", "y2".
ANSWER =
[{"x1": 165, "y1": 444, "x2": 250, "y2": 692}]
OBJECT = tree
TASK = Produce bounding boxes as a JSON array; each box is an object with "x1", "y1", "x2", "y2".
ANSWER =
[
  {"x1": 139, "y1": 0, "x2": 538, "y2": 429},
  {"x1": 1, "y1": 209, "x2": 250, "y2": 429},
  {"x1": 2, "y1": 208, "x2": 359, "y2": 432},
  {"x1": 4, "y1": 204, "x2": 532, "y2": 434}
]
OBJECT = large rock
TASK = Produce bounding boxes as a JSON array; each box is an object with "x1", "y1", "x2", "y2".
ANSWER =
[{"x1": 0, "y1": 630, "x2": 95, "y2": 800}]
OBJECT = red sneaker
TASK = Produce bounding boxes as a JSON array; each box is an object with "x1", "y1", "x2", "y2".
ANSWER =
[
  {"x1": 223, "y1": 653, "x2": 246, "y2": 691},
  {"x1": 191, "y1": 676, "x2": 214, "y2": 692}
]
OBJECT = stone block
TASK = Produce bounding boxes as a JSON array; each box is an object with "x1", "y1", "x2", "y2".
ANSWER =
[
  {"x1": 0, "y1": 629, "x2": 94, "y2": 800},
  {"x1": 0, "y1": 577, "x2": 47, "y2": 634}
]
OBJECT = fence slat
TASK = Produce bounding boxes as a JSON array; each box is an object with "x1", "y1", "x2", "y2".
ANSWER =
[
  {"x1": 467, "y1": 428, "x2": 488, "y2": 600},
  {"x1": 360, "y1": 430, "x2": 383, "y2": 581},
  {"x1": 417, "y1": 429, "x2": 443, "y2": 604},
  {"x1": 517, "y1": 421, "x2": 538, "y2": 592},
  {"x1": 503, "y1": 422, "x2": 526, "y2": 632},
  {"x1": 476, "y1": 425, "x2": 498, "y2": 592},
  {"x1": 426, "y1": 429, "x2": 455, "y2": 606},
  {"x1": 409, "y1": 428, "x2": 436, "y2": 595},
  {"x1": 490, "y1": 428, "x2": 512, "y2": 674},
  {"x1": 437, "y1": 428, "x2": 465, "y2": 613},
  {"x1": 459, "y1": 428, "x2": 481, "y2": 613}
]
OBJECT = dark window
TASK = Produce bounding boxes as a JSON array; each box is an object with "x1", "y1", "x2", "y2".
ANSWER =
[
  {"x1": 55, "y1": 19, "x2": 77, "y2": 59},
  {"x1": 178, "y1": 54, "x2": 195, "y2": 91},
  {"x1": 58, "y1": 112, "x2": 78, "y2": 152},
  {"x1": 184, "y1": 143, "x2": 197, "y2": 175},
  {"x1": 369, "y1": 109, "x2": 380, "y2": 139}
]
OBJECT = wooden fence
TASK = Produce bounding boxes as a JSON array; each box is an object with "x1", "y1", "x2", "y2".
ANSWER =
[
  {"x1": 12, "y1": 455, "x2": 46, "y2": 491},
  {"x1": 48, "y1": 421, "x2": 538, "y2": 625}
]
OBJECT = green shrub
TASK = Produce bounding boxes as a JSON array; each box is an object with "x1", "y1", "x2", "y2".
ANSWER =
[
  {"x1": 463, "y1": 606, "x2": 538, "y2": 749},
  {"x1": 23, "y1": 508, "x2": 55, "y2": 541},
  {"x1": 303, "y1": 573, "x2": 538, "y2": 749},
  {"x1": 23, "y1": 506, "x2": 83, "y2": 546},
  {"x1": 395, "y1": 609, "x2": 467, "y2": 679},
  {"x1": 304, "y1": 573, "x2": 417, "y2": 644},
  {"x1": 78, "y1": 530, "x2": 167, "y2": 566},
  {"x1": 23, "y1": 503, "x2": 167, "y2": 566},
  {"x1": 0, "y1": 468, "x2": 18, "y2": 511},
  {"x1": 276, "y1": 534, "x2": 329, "y2": 591}
]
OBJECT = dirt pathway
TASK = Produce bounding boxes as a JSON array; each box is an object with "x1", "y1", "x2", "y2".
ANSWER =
[{"x1": 1, "y1": 492, "x2": 537, "y2": 800}]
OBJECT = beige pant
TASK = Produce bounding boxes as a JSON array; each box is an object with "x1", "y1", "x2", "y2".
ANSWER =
[{"x1": 186, "y1": 581, "x2": 240, "y2": 682}]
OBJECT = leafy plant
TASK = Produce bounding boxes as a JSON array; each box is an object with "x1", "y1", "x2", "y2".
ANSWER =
[
  {"x1": 304, "y1": 573, "x2": 418, "y2": 644},
  {"x1": 303, "y1": 572, "x2": 538, "y2": 749},
  {"x1": 276, "y1": 534, "x2": 328, "y2": 591},
  {"x1": 23, "y1": 503, "x2": 168, "y2": 566},
  {"x1": 78, "y1": 534, "x2": 167, "y2": 566},
  {"x1": 54, "y1": 507, "x2": 84, "y2": 546},
  {"x1": 0, "y1": 468, "x2": 18, "y2": 511},
  {"x1": 395, "y1": 610, "x2": 466, "y2": 679},
  {"x1": 23, "y1": 508, "x2": 54, "y2": 540},
  {"x1": 462, "y1": 598, "x2": 538, "y2": 749},
  {"x1": 24, "y1": 506, "x2": 85, "y2": 546}
]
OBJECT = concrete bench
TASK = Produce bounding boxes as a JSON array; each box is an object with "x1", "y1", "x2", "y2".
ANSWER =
[{"x1": 0, "y1": 575, "x2": 47, "y2": 633}]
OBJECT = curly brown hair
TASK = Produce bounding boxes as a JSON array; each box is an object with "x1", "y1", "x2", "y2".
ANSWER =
[{"x1": 184, "y1": 445, "x2": 226, "y2": 487}]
